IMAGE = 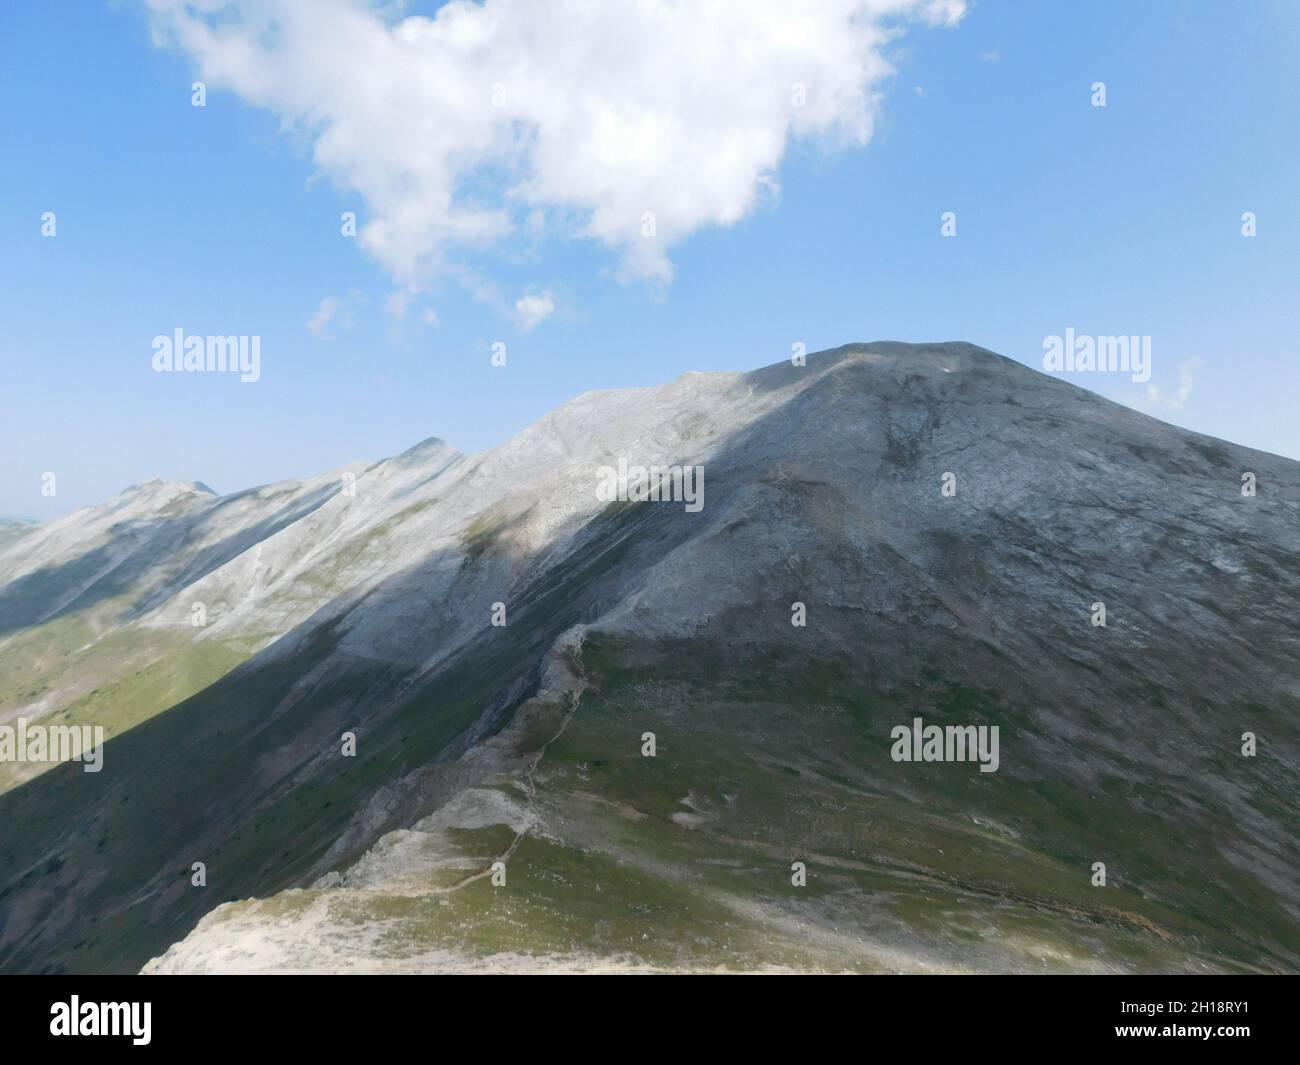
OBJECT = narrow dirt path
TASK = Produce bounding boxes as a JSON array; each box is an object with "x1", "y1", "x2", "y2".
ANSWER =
[{"x1": 430, "y1": 633, "x2": 589, "y2": 896}]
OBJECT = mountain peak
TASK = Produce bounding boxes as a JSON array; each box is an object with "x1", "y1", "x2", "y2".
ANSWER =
[
  {"x1": 394, "y1": 436, "x2": 458, "y2": 462},
  {"x1": 122, "y1": 477, "x2": 217, "y2": 498}
]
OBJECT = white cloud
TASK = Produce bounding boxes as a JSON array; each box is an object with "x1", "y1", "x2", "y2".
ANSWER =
[
  {"x1": 308, "y1": 290, "x2": 367, "y2": 336},
  {"x1": 382, "y1": 285, "x2": 441, "y2": 334},
  {"x1": 307, "y1": 295, "x2": 344, "y2": 336},
  {"x1": 146, "y1": 0, "x2": 965, "y2": 288},
  {"x1": 1130, "y1": 360, "x2": 1199, "y2": 412},
  {"x1": 384, "y1": 287, "x2": 415, "y2": 322},
  {"x1": 513, "y1": 291, "x2": 556, "y2": 333}
]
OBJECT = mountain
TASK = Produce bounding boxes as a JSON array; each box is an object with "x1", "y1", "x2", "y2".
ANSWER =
[
  {"x1": 0, "y1": 518, "x2": 37, "y2": 554},
  {"x1": 1, "y1": 342, "x2": 1296, "y2": 974}
]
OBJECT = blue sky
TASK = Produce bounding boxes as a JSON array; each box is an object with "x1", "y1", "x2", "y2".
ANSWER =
[{"x1": 3, "y1": 0, "x2": 1299, "y2": 518}]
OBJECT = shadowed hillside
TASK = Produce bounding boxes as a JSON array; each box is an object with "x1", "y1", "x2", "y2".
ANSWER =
[{"x1": 2, "y1": 343, "x2": 1297, "y2": 973}]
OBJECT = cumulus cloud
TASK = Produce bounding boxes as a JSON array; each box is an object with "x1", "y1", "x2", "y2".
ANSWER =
[
  {"x1": 146, "y1": 0, "x2": 965, "y2": 287},
  {"x1": 513, "y1": 291, "x2": 556, "y2": 332}
]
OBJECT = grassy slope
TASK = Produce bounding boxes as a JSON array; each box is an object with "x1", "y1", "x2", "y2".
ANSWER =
[
  {"x1": 190, "y1": 628, "x2": 1295, "y2": 973},
  {"x1": 0, "y1": 502, "x2": 690, "y2": 973},
  {"x1": 536, "y1": 633, "x2": 1284, "y2": 972},
  {"x1": 0, "y1": 606, "x2": 257, "y2": 794}
]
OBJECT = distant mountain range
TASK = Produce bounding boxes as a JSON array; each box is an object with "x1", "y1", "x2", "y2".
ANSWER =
[
  {"x1": 0, "y1": 519, "x2": 37, "y2": 551},
  {"x1": 1, "y1": 342, "x2": 1296, "y2": 974}
]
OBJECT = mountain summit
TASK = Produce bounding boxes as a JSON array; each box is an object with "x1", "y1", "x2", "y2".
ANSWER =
[{"x1": 1, "y1": 342, "x2": 1296, "y2": 974}]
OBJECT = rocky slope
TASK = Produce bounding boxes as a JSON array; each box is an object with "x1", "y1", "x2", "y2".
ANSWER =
[{"x1": 1, "y1": 342, "x2": 1297, "y2": 974}]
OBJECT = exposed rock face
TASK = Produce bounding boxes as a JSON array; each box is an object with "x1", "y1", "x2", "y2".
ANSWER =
[{"x1": 1, "y1": 342, "x2": 1296, "y2": 974}]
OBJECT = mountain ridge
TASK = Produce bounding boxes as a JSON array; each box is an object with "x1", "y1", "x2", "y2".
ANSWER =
[{"x1": 1, "y1": 341, "x2": 1296, "y2": 974}]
